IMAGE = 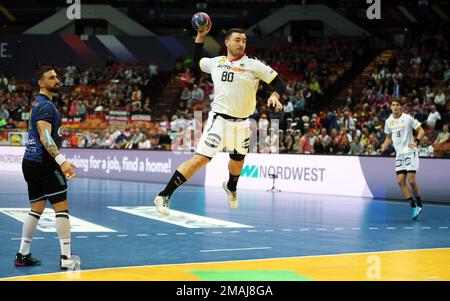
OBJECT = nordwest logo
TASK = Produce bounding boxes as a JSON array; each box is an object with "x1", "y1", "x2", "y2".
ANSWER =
[
  {"x1": 241, "y1": 165, "x2": 258, "y2": 178},
  {"x1": 240, "y1": 165, "x2": 326, "y2": 182}
]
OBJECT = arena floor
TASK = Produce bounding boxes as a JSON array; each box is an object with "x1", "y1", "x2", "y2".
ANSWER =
[{"x1": 1, "y1": 172, "x2": 449, "y2": 281}]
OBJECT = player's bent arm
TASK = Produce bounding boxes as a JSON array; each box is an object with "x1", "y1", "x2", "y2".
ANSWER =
[
  {"x1": 269, "y1": 75, "x2": 287, "y2": 97},
  {"x1": 379, "y1": 134, "x2": 392, "y2": 153},
  {"x1": 267, "y1": 75, "x2": 286, "y2": 111},
  {"x1": 36, "y1": 120, "x2": 62, "y2": 160},
  {"x1": 415, "y1": 126, "x2": 425, "y2": 144},
  {"x1": 37, "y1": 120, "x2": 77, "y2": 178}
]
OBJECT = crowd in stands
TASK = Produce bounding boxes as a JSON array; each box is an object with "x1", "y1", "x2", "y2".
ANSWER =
[
  {"x1": 1, "y1": 30, "x2": 449, "y2": 157},
  {"x1": 1, "y1": 61, "x2": 159, "y2": 123}
]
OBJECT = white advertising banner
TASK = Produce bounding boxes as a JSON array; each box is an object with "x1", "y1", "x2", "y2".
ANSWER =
[
  {"x1": 205, "y1": 153, "x2": 374, "y2": 198},
  {"x1": 1, "y1": 147, "x2": 448, "y2": 202},
  {"x1": 0, "y1": 146, "x2": 24, "y2": 173}
]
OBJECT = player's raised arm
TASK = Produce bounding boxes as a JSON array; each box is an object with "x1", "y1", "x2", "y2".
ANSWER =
[
  {"x1": 194, "y1": 20, "x2": 211, "y2": 44},
  {"x1": 193, "y1": 14, "x2": 212, "y2": 79}
]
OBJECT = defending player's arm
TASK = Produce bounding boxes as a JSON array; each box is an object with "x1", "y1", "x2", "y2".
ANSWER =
[
  {"x1": 36, "y1": 120, "x2": 77, "y2": 179},
  {"x1": 267, "y1": 75, "x2": 286, "y2": 112},
  {"x1": 378, "y1": 134, "x2": 392, "y2": 154}
]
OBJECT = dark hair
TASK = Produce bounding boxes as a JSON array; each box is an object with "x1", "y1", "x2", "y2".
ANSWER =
[
  {"x1": 225, "y1": 28, "x2": 246, "y2": 39},
  {"x1": 391, "y1": 98, "x2": 401, "y2": 105},
  {"x1": 34, "y1": 65, "x2": 54, "y2": 80}
]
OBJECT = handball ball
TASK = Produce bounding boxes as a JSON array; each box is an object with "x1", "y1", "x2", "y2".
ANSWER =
[{"x1": 191, "y1": 12, "x2": 211, "y2": 32}]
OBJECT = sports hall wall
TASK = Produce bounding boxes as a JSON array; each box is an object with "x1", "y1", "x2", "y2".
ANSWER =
[{"x1": 1, "y1": 147, "x2": 449, "y2": 203}]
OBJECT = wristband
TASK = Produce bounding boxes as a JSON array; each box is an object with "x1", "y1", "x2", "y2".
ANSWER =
[{"x1": 55, "y1": 154, "x2": 66, "y2": 165}]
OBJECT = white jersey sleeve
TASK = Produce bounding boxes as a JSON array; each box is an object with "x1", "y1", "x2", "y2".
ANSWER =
[
  {"x1": 384, "y1": 118, "x2": 392, "y2": 134},
  {"x1": 410, "y1": 116, "x2": 421, "y2": 130},
  {"x1": 252, "y1": 58, "x2": 278, "y2": 84},
  {"x1": 199, "y1": 57, "x2": 213, "y2": 74}
]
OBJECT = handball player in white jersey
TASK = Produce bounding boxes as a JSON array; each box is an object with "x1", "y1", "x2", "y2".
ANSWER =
[
  {"x1": 378, "y1": 99, "x2": 425, "y2": 220},
  {"x1": 153, "y1": 25, "x2": 286, "y2": 215}
]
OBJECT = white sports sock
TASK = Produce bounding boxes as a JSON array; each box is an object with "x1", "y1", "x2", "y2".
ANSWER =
[
  {"x1": 18, "y1": 211, "x2": 41, "y2": 255},
  {"x1": 55, "y1": 211, "x2": 71, "y2": 257}
]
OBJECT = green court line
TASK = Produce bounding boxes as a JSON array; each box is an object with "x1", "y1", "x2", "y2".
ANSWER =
[{"x1": 189, "y1": 270, "x2": 311, "y2": 281}]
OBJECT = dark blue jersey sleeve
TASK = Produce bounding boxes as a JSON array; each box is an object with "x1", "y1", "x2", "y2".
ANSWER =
[{"x1": 33, "y1": 101, "x2": 54, "y2": 124}]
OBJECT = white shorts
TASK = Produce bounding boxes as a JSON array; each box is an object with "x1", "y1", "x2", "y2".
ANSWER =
[
  {"x1": 195, "y1": 111, "x2": 250, "y2": 159},
  {"x1": 395, "y1": 151, "x2": 419, "y2": 174}
]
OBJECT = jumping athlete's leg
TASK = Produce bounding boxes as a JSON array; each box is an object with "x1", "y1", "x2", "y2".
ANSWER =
[
  {"x1": 159, "y1": 154, "x2": 210, "y2": 198},
  {"x1": 222, "y1": 153, "x2": 245, "y2": 209},
  {"x1": 154, "y1": 112, "x2": 225, "y2": 215},
  {"x1": 227, "y1": 153, "x2": 245, "y2": 191}
]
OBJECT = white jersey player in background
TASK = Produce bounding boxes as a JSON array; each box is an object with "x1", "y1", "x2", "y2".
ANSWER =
[
  {"x1": 153, "y1": 25, "x2": 286, "y2": 215},
  {"x1": 378, "y1": 99, "x2": 425, "y2": 220}
]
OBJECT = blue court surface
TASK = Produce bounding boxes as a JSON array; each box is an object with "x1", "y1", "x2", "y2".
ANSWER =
[{"x1": 0, "y1": 171, "x2": 449, "y2": 280}]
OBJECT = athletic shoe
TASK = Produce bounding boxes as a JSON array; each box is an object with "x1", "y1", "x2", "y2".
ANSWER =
[
  {"x1": 14, "y1": 252, "x2": 41, "y2": 267},
  {"x1": 154, "y1": 195, "x2": 170, "y2": 215},
  {"x1": 222, "y1": 181, "x2": 238, "y2": 209},
  {"x1": 412, "y1": 207, "x2": 422, "y2": 220},
  {"x1": 60, "y1": 255, "x2": 81, "y2": 270}
]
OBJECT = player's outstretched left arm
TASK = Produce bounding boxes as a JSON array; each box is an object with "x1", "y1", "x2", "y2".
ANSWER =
[
  {"x1": 267, "y1": 75, "x2": 286, "y2": 112},
  {"x1": 267, "y1": 92, "x2": 283, "y2": 112}
]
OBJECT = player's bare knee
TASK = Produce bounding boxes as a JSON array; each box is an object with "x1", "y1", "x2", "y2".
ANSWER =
[
  {"x1": 191, "y1": 154, "x2": 210, "y2": 168},
  {"x1": 51, "y1": 200, "x2": 69, "y2": 212},
  {"x1": 229, "y1": 153, "x2": 246, "y2": 163},
  {"x1": 408, "y1": 179, "x2": 417, "y2": 187},
  {"x1": 396, "y1": 178, "x2": 406, "y2": 186},
  {"x1": 31, "y1": 200, "x2": 46, "y2": 214},
  {"x1": 230, "y1": 159, "x2": 245, "y2": 168}
]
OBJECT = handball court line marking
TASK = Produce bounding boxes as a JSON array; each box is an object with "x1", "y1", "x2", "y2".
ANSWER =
[
  {"x1": 200, "y1": 247, "x2": 272, "y2": 253},
  {"x1": 4, "y1": 225, "x2": 448, "y2": 241}
]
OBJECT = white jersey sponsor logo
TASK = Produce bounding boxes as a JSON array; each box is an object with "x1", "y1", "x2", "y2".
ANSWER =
[{"x1": 199, "y1": 55, "x2": 277, "y2": 118}]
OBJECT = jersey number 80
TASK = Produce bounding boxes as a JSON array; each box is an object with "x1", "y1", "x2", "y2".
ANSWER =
[{"x1": 221, "y1": 71, "x2": 234, "y2": 82}]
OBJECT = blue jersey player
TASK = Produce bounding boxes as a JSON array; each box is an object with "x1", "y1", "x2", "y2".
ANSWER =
[{"x1": 15, "y1": 66, "x2": 79, "y2": 270}]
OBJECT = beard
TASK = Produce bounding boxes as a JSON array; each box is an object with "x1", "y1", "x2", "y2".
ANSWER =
[
  {"x1": 229, "y1": 48, "x2": 243, "y2": 58},
  {"x1": 47, "y1": 85, "x2": 60, "y2": 93}
]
